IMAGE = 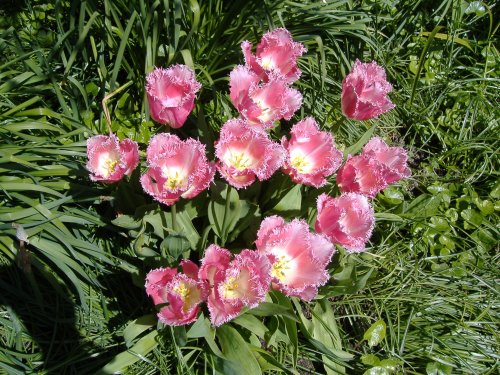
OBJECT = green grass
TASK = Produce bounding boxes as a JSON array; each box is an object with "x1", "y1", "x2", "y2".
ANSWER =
[{"x1": 1, "y1": 0, "x2": 498, "y2": 374}]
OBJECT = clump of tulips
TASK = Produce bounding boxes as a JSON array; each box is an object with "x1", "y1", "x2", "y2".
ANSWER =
[{"x1": 86, "y1": 28, "x2": 410, "y2": 326}]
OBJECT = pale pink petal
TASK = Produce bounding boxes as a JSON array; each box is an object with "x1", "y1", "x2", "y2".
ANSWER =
[
  {"x1": 229, "y1": 65, "x2": 260, "y2": 111},
  {"x1": 86, "y1": 134, "x2": 139, "y2": 183},
  {"x1": 119, "y1": 138, "x2": 140, "y2": 176},
  {"x1": 215, "y1": 119, "x2": 285, "y2": 189},
  {"x1": 336, "y1": 154, "x2": 387, "y2": 198},
  {"x1": 229, "y1": 65, "x2": 302, "y2": 128},
  {"x1": 145, "y1": 267, "x2": 178, "y2": 305},
  {"x1": 218, "y1": 250, "x2": 271, "y2": 308},
  {"x1": 341, "y1": 60, "x2": 395, "y2": 121},
  {"x1": 315, "y1": 193, "x2": 375, "y2": 252},
  {"x1": 146, "y1": 266, "x2": 208, "y2": 327},
  {"x1": 256, "y1": 216, "x2": 334, "y2": 301},
  {"x1": 242, "y1": 28, "x2": 306, "y2": 83},
  {"x1": 282, "y1": 117, "x2": 343, "y2": 187},
  {"x1": 146, "y1": 65, "x2": 202, "y2": 128},
  {"x1": 141, "y1": 134, "x2": 214, "y2": 205},
  {"x1": 199, "y1": 244, "x2": 232, "y2": 284},
  {"x1": 363, "y1": 137, "x2": 411, "y2": 184}
]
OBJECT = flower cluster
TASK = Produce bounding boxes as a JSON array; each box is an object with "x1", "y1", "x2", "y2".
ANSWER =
[
  {"x1": 146, "y1": 216, "x2": 334, "y2": 326},
  {"x1": 85, "y1": 28, "x2": 410, "y2": 328}
]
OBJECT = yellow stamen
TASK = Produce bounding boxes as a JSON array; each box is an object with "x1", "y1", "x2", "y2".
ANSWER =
[
  {"x1": 221, "y1": 277, "x2": 240, "y2": 300},
  {"x1": 261, "y1": 57, "x2": 274, "y2": 70},
  {"x1": 103, "y1": 159, "x2": 119, "y2": 177},
  {"x1": 271, "y1": 256, "x2": 290, "y2": 281},
  {"x1": 173, "y1": 282, "x2": 196, "y2": 312},
  {"x1": 164, "y1": 170, "x2": 185, "y2": 190},
  {"x1": 290, "y1": 154, "x2": 310, "y2": 174},
  {"x1": 229, "y1": 152, "x2": 251, "y2": 171}
]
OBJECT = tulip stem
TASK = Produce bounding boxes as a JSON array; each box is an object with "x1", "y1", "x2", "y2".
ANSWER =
[
  {"x1": 171, "y1": 203, "x2": 178, "y2": 232},
  {"x1": 221, "y1": 184, "x2": 231, "y2": 246},
  {"x1": 102, "y1": 80, "x2": 133, "y2": 134}
]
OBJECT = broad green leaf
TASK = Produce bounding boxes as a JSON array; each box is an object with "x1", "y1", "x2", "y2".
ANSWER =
[
  {"x1": 208, "y1": 182, "x2": 250, "y2": 245},
  {"x1": 269, "y1": 184, "x2": 302, "y2": 216},
  {"x1": 363, "y1": 367, "x2": 391, "y2": 375},
  {"x1": 426, "y1": 361, "x2": 453, "y2": 375},
  {"x1": 311, "y1": 300, "x2": 348, "y2": 374},
  {"x1": 233, "y1": 314, "x2": 269, "y2": 339},
  {"x1": 363, "y1": 319, "x2": 386, "y2": 347},
  {"x1": 98, "y1": 330, "x2": 158, "y2": 374},
  {"x1": 249, "y1": 302, "x2": 298, "y2": 321},
  {"x1": 123, "y1": 314, "x2": 156, "y2": 348},
  {"x1": 160, "y1": 233, "x2": 190, "y2": 260},
  {"x1": 361, "y1": 354, "x2": 380, "y2": 366},
  {"x1": 216, "y1": 325, "x2": 262, "y2": 375}
]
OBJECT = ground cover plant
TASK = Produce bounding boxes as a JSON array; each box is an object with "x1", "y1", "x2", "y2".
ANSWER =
[{"x1": 0, "y1": 0, "x2": 498, "y2": 374}]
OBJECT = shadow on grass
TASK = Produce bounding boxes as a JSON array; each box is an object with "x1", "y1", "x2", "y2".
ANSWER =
[{"x1": 0, "y1": 255, "x2": 96, "y2": 374}]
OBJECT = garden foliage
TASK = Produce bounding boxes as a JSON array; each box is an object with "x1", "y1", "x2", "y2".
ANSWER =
[{"x1": 0, "y1": 0, "x2": 498, "y2": 374}]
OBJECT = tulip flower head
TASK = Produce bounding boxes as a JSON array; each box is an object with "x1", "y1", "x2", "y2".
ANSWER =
[
  {"x1": 315, "y1": 193, "x2": 375, "y2": 252},
  {"x1": 229, "y1": 65, "x2": 302, "y2": 128},
  {"x1": 337, "y1": 137, "x2": 411, "y2": 198},
  {"x1": 282, "y1": 117, "x2": 343, "y2": 187},
  {"x1": 363, "y1": 137, "x2": 411, "y2": 184},
  {"x1": 199, "y1": 245, "x2": 271, "y2": 326},
  {"x1": 215, "y1": 119, "x2": 285, "y2": 189},
  {"x1": 255, "y1": 216, "x2": 335, "y2": 301},
  {"x1": 241, "y1": 28, "x2": 306, "y2": 83},
  {"x1": 341, "y1": 60, "x2": 395, "y2": 121},
  {"x1": 145, "y1": 261, "x2": 208, "y2": 326},
  {"x1": 146, "y1": 65, "x2": 202, "y2": 128},
  {"x1": 86, "y1": 134, "x2": 139, "y2": 183},
  {"x1": 141, "y1": 133, "x2": 215, "y2": 205},
  {"x1": 336, "y1": 154, "x2": 388, "y2": 198}
]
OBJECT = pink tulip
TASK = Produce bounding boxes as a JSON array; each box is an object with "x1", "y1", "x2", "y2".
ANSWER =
[
  {"x1": 86, "y1": 134, "x2": 139, "y2": 183},
  {"x1": 241, "y1": 28, "x2": 306, "y2": 83},
  {"x1": 229, "y1": 65, "x2": 302, "y2": 128},
  {"x1": 146, "y1": 65, "x2": 202, "y2": 128},
  {"x1": 145, "y1": 261, "x2": 208, "y2": 326},
  {"x1": 341, "y1": 60, "x2": 395, "y2": 121},
  {"x1": 141, "y1": 133, "x2": 215, "y2": 205},
  {"x1": 363, "y1": 137, "x2": 411, "y2": 184},
  {"x1": 215, "y1": 119, "x2": 285, "y2": 189},
  {"x1": 337, "y1": 137, "x2": 411, "y2": 198},
  {"x1": 315, "y1": 193, "x2": 375, "y2": 252},
  {"x1": 199, "y1": 245, "x2": 271, "y2": 326},
  {"x1": 255, "y1": 216, "x2": 334, "y2": 301},
  {"x1": 336, "y1": 154, "x2": 388, "y2": 198},
  {"x1": 282, "y1": 117, "x2": 343, "y2": 187}
]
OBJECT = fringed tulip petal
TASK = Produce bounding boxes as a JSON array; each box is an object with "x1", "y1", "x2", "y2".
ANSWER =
[
  {"x1": 282, "y1": 117, "x2": 343, "y2": 187},
  {"x1": 146, "y1": 65, "x2": 201, "y2": 128},
  {"x1": 229, "y1": 66, "x2": 302, "y2": 128},
  {"x1": 141, "y1": 134, "x2": 215, "y2": 205},
  {"x1": 315, "y1": 193, "x2": 375, "y2": 252},
  {"x1": 145, "y1": 266, "x2": 208, "y2": 326},
  {"x1": 86, "y1": 134, "x2": 139, "y2": 183},
  {"x1": 336, "y1": 154, "x2": 388, "y2": 198},
  {"x1": 200, "y1": 245, "x2": 271, "y2": 326},
  {"x1": 242, "y1": 28, "x2": 306, "y2": 83},
  {"x1": 215, "y1": 119, "x2": 285, "y2": 189},
  {"x1": 341, "y1": 60, "x2": 395, "y2": 121},
  {"x1": 363, "y1": 137, "x2": 411, "y2": 184},
  {"x1": 256, "y1": 216, "x2": 334, "y2": 301}
]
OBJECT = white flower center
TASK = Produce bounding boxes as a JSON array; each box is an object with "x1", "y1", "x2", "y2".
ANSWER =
[
  {"x1": 290, "y1": 150, "x2": 313, "y2": 174},
  {"x1": 162, "y1": 167, "x2": 187, "y2": 190},
  {"x1": 97, "y1": 152, "x2": 120, "y2": 178}
]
